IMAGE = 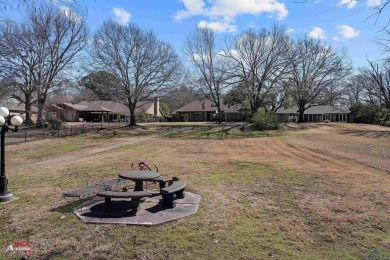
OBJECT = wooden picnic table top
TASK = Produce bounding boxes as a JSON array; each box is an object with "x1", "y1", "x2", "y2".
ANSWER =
[{"x1": 119, "y1": 170, "x2": 160, "y2": 181}]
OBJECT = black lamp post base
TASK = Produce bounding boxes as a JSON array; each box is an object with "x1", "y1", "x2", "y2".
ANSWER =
[{"x1": 0, "y1": 192, "x2": 13, "y2": 202}]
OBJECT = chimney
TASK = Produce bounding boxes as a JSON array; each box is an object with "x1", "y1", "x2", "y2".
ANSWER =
[{"x1": 154, "y1": 98, "x2": 160, "y2": 116}]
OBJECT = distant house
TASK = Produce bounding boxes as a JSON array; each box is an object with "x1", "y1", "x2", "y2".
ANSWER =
[
  {"x1": 172, "y1": 100, "x2": 242, "y2": 122},
  {"x1": 47, "y1": 99, "x2": 161, "y2": 122},
  {"x1": 0, "y1": 99, "x2": 38, "y2": 122},
  {"x1": 275, "y1": 105, "x2": 351, "y2": 123}
]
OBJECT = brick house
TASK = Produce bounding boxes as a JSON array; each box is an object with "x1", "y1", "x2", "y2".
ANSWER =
[
  {"x1": 47, "y1": 100, "x2": 161, "y2": 122},
  {"x1": 172, "y1": 100, "x2": 242, "y2": 122},
  {"x1": 275, "y1": 105, "x2": 351, "y2": 123}
]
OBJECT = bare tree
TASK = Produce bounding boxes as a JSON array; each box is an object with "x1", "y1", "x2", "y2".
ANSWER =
[
  {"x1": 88, "y1": 20, "x2": 180, "y2": 126},
  {"x1": 222, "y1": 25, "x2": 291, "y2": 115},
  {"x1": 361, "y1": 59, "x2": 390, "y2": 110},
  {"x1": 184, "y1": 27, "x2": 232, "y2": 123},
  {"x1": 290, "y1": 0, "x2": 389, "y2": 27},
  {"x1": 376, "y1": 29, "x2": 390, "y2": 54},
  {"x1": 0, "y1": 21, "x2": 38, "y2": 124},
  {"x1": 284, "y1": 35, "x2": 351, "y2": 122},
  {"x1": 0, "y1": 3, "x2": 88, "y2": 126},
  {"x1": 343, "y1": 74, "x2": 368, "y2": 106},
  {"x1": 162, "y1": 85, "x2": 202, "y2": 112},
  {"x1": 0, "y1": 1, "x2": 82, "y2": 11}
]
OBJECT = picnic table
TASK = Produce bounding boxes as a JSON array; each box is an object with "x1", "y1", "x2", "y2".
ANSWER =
[
  {"x1": 63, "y1": 168, "x2": 186, "y2": 214},
  {"x1": 118, "y1": 170, "x2": 160, "y2": 191}
]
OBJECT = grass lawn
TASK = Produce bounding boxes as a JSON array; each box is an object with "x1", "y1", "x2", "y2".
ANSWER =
[{"x1": 0, "y1": 123, "x2": 389, "y2": 259}]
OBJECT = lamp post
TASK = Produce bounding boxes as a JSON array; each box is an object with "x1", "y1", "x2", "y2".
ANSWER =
[{"x1": 0, "y1": 107, "x2": 23, "y2": 202}]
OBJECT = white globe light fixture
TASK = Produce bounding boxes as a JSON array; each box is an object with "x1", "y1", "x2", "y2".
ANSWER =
[
  {"x1": 10, "y1": 116, "x2": 23, "y2": 126},
  {"x1": 0, "y1": 107, "x2": 9, "y2": 118},
  {"x1": 0, "y1": 107, "x2": 24, "y2": 202}
]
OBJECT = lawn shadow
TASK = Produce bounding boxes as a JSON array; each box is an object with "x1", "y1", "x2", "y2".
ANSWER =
[{"x1": 51, "y1": 197, "x2": 103, "y2": 214}]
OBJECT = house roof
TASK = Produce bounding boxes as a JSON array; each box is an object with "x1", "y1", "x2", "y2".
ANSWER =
[
  {"x1": 62, "y1": 102, "x2": 88, "y2": 111},
  {"x1": 0, "y1": 99, "x2": 38, "y2": 113},
  {"x1": 78, "y1": 101, "x2": 126, "y2": 114},
  {"x1": 60, "y1": 100, "x2": 157, "y2": 116},
  {"x1": 50, "y1": 104, "x2": 64, "y2": 110},
  {"x1": 79, "y1": 100, "x2": 157, "y2": 115},
  {"x1": 276, "y1": 105, "x2": 350, "y2": 115},
  {"x1": 135, "y1": 101, "x2": 154, "y2": 114},
  {"x1": 174, "y1": 100, "x2": 240, "y2": 113}
]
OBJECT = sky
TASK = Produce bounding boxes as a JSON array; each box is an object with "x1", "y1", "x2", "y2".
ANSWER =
[{"x1": 6, "y1": 0, "x2": 390, "y2": 69}]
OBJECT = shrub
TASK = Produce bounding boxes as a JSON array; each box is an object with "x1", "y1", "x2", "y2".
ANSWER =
[
  {"x1": 251, "y1": 111, "x2": 281, "y2": 131},
  {"x1": 139, "y1": 111, "x2": 148, "y2": 119},
  {"x1": 45, "y1": 118, "x2": 64, "y2": 136},
  {"x1": 350, "y1": 103, "x2": 382, "y2": 124},
  {"x1": 46, "y1": 118, "x2": 63, "y2": 130}
]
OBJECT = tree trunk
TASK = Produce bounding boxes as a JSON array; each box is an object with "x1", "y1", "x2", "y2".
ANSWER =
[
  {"x1": 36, "y1": 102, "x2": 46, "y2": 128},
  {"x1": 217, "y1": 106, "x2": 222, "y2": 124},
  {"x1": 128, "y1": 104, "x2": 137, "y2": 127},
  {"x1": 129, "y1": 113, "x2": 136, "y2": 126},
  {"x1": 298, "y1": 110, "x2": 305, "y2": 123},
  {"x1": 298, "y1": 106, "x2": 305, "y2": 123},
  {"x1": 24, "y1": 97, "x2": 32, "y2": 126}
]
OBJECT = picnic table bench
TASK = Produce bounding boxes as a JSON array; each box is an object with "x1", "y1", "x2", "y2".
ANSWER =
[
  {"x1": 161, "y1": 180, "x2": 186, "y2": 208},
  {"x1": 62, "y1": 178, "x2": 131, "y2": 199},
  {"x1": 152, "y1": 176, "x2": 172, "y2": 188},
  {"x1": 97, "y1": 190, "x2": 152, "y2": 214}
]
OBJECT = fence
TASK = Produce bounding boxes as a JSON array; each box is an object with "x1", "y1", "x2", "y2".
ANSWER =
[{"x1": 4, "y1": 121, "x2": 129, "y2": 146}]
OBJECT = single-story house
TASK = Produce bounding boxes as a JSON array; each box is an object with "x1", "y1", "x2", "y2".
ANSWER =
[
  {"x1": 47, "y1": 99, "x2": 161, "y2": 122},
  {"x1": 172, "y1": 100, "x2": 242, "y2": 122},
  {"x1": 0, "y1": 99, "x2": 38, "y2": 122},
  {"x1": 275, "y1": 105, "x2": 351, "y2": 123}
]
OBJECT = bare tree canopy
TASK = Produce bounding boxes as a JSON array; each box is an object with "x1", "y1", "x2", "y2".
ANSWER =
[
  {"x1": 184, "y1": 27, "x2": 232, "y2": 123},
  {"x1": 0, "y1": 3, "x2": 88, "y2": 126},
  {"x1": 161, "y1": 85, "x2": 202, "y2": 112},
  {"x1": 284, "y1": 35, "x2": 351, "y2": 122},
  {"x1": 0, "y1": 0, "x2": 84, "y2": 22},
  {"x1": 361, "y1": 59, "x2": 390, "y2": 110},
  {"x1": 222, "y1": 24, "x2": 291, "y2": 114},
  {"x1": 88, "y1": 20, "x2": 181, "y2": 126},
  {"x1": 290, "y1": 0, "x2": 389, "y2": 25},
  {"x1": 377, "y1": 29, "x2": 390, "y2": 55},
  {"x1": 343, "y1": 74, "x2": 368, "y2": 106}
]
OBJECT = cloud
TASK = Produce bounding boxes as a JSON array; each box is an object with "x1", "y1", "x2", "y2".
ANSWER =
[
  {"x1": 285, "y1": 28, "x2": 294, "y2": 34},
  {"x1": 247, "y1": 21, "x2": 256, "y2": 29},
  {"x1": 174, "y1": 0, "x2": 288, "y2": 32},
  {"x1": 366, "y1": 0, "x2": 382, "y2": 7},
  {"x1": 198, "y1": 20, "x2": 237, "y2": 32},
  {"x1": 60, "y1": 6, "x2": 83, "y2": 23},
  {"x1": 337, "y1": 0, "x2": 358, "y2": 9},
  {"x1": 304, "y1": 0, "x2": 322, "y2": 6},
  {"x1": 113, "y1": 7, "x2": 132, "y2": 25},
  {"x1": 309, "y1": 27, "x2": 326, "y2": 39},
  {"x1": 336, "y1": 24, "x2": 360, "y2": 39}
]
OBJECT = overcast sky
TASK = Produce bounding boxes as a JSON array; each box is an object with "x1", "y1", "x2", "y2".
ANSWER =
[{"x1": 7, "y1": 0, "x2": 390, "y2": 69}]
